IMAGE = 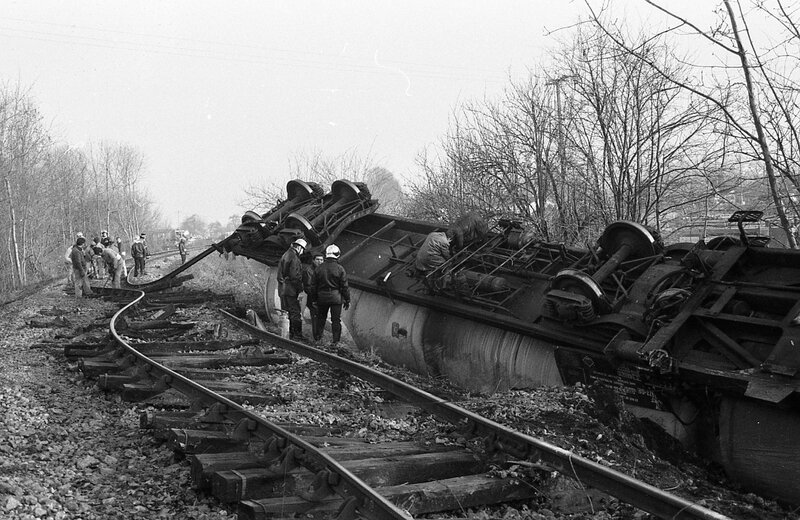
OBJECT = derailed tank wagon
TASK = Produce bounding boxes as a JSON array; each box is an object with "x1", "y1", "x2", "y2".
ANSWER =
[{"x1": 225, "y1": 180, "x2": 800, "y2": 504}]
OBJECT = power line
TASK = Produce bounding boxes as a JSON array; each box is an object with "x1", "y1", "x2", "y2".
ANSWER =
[
  {"x1": 3, "y1": 15, "x2": 507, "y2": 77},
  {"x1": 0, "y1": 17, "x2": 511, "y2": 85}
]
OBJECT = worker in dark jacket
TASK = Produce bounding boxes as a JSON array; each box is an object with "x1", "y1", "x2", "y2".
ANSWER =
[
  {"x1": 100, "y1": 230, "x2": 112, "y2": 248},
  {"x1": 70, "y1": 237, "x2": 94, "y2": 298},
  {"x1": 178, "y1": 234, "x2": 187, "y2": 264},
  {"x1": 310, "y1": 244, "x2": 350, "y2": 346},
  {"x1": 277, "y1": 237, "x2": 307, "y2": 340},
  {"x1": 131, "y1": 233, "x2": 148, "y2": 277},
  {"x1": 302, "y1": 251, "x2": 324, "y2": 340}
]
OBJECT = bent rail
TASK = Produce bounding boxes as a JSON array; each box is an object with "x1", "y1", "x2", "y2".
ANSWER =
[{"x1": 125, "y1": 237, "x2": 234, "y2": 291}]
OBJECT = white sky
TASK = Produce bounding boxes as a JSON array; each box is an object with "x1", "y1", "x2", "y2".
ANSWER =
[{"x1": 0, "y1": 0, "x2": 712, "y2": 227}]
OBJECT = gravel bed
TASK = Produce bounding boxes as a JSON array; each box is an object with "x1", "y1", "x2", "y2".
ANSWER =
[{"x1": 0, "y1": 282, "x2": 234, "y2": 520}]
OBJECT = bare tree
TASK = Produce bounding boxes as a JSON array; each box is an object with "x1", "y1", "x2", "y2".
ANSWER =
[
  {"x1": 558, "y1": 25, "x2": 725, "y2": 236},
  {"x1": 408, "y1": 85, "x2": 563, "y2": 237},
  {"x1": 85, "y1": 141, "x2": 155, "y2": 241},
  {"x1": 585, "y1": 0, "x2": 800, "y2": 247},
  {"x1": 0, "y1": 82, "x2": 51, "y2": 289},
  {"x1": 241, "y1": 147, "x2": 406, "y2": 215},
  {"x1": 405, "y1": 25, "x2": 720, "y2": 245},
  {"x1": 0, "y1": 79, "x2": 163, "y2": 292}
]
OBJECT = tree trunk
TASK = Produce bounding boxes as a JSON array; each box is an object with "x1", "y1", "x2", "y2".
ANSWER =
[
  {"x1": 4, "y1": 175, "x2": 22, "y2": 288},
  {"x1": 724, "y1": 0, "x2": 797, "y2": 248}
]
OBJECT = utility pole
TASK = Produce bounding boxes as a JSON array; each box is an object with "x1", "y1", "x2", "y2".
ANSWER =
[{"x1": 545, "y1": 75, "x2": 574, "y2": 182}]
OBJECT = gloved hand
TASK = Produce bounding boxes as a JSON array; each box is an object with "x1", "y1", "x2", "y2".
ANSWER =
[{"x1": 343, "y1": 301, "x2": 350, "y2": 311}]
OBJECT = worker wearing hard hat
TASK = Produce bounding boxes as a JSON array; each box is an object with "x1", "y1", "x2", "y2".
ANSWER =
[
  {"x1": 310, "y1": 244, "x2": 350, "y2": 346},
  {"x1": 277, "y1": 237, "x2": 308, "y2": 340}
]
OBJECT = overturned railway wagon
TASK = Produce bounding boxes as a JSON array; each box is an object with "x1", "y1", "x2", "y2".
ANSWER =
[{"x1": 224, "y1": 179, "x2": 800, "y2": 504}]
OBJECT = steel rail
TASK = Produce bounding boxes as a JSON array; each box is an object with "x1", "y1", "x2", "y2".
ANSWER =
[
  {"x1": 106, "y1": 288, "x2": 412, "y2": 520},
  {"x1": 125, "y1": 237, "x2": 235, "y2": 290},
  {"x1": 219, "y1": 310, "x2": 731, "y2": 520}
]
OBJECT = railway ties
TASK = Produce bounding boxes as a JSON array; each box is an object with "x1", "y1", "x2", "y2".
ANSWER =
[
  {"x1": 140, "y1": 408, "x2": 542, "y2": 519},
  {"x1": 76, "y1": 303, "x2": 290, "y2": 406},
  {"x1": 172, "y1": 426, "x2": 527, "y2": 519},
  {"x1": 66, "y1": 250, "x2": 733, "y2": 520},
  {"x1": 81, "y1": 288, "x2": 543, "y2": 518},
  {"x1": 220, "y1": 311, "x2": 733, "y2": 520}
]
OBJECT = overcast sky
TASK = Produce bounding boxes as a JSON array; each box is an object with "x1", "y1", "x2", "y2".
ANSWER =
[{"x1": 0, "y1": 1, "x2": 707, "y2": 227}]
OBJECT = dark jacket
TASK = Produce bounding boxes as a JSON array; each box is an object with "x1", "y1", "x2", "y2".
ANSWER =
[
  {"x1": 277, "y1": 247, "x2": 303, "y2": 296},
  {"x1": 70, "y1": 245, "x2": 87, "y2": 276},
  {"x1": 131, "y1": 240, "x2": 146, "y2": 259},
  {"x1": 178, "y1": 238, "x2": 186, "y2": 255},
  {"x1": 302, "y1": 263, "x2": 316, "y2": 299},
  {"x1": 311, "y1": 259, "x2": 350, "y2": 305}
]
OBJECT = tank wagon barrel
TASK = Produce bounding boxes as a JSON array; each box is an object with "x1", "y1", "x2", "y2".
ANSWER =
[{"x1": 227, "y1": 180, "x2": 800, "y2": 505}]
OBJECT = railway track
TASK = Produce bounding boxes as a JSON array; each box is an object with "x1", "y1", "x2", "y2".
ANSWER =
[{"x1": 65, "y1": 246, "x2": 735, "y2": 519}]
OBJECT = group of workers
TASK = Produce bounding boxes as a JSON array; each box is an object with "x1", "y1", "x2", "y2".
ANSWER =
[
  {"x1": 274, "y1": 213, "x2": 486, "y2": 343},
  {"x1": 277, "y1": 237, "x2": 350, "y2": 345},
  {"x1": 67, "y1": 230, "x2": 149, "y2": 298}
]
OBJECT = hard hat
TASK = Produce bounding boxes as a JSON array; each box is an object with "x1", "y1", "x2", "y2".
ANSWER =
[
  {"x1": 325, "y1": 244, "x2": 341, "y2": 259},
  {"x1": 292, "y1": 238, "x2": 308, "y2": 250}
]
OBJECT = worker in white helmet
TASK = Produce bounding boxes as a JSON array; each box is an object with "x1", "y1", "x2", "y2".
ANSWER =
[
  {"x1": 310, "y1": 244, "x2": 350, "y2": 346},
  {"x1": 277, "y1": 237, "x2": 308, "y2": 340}
]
